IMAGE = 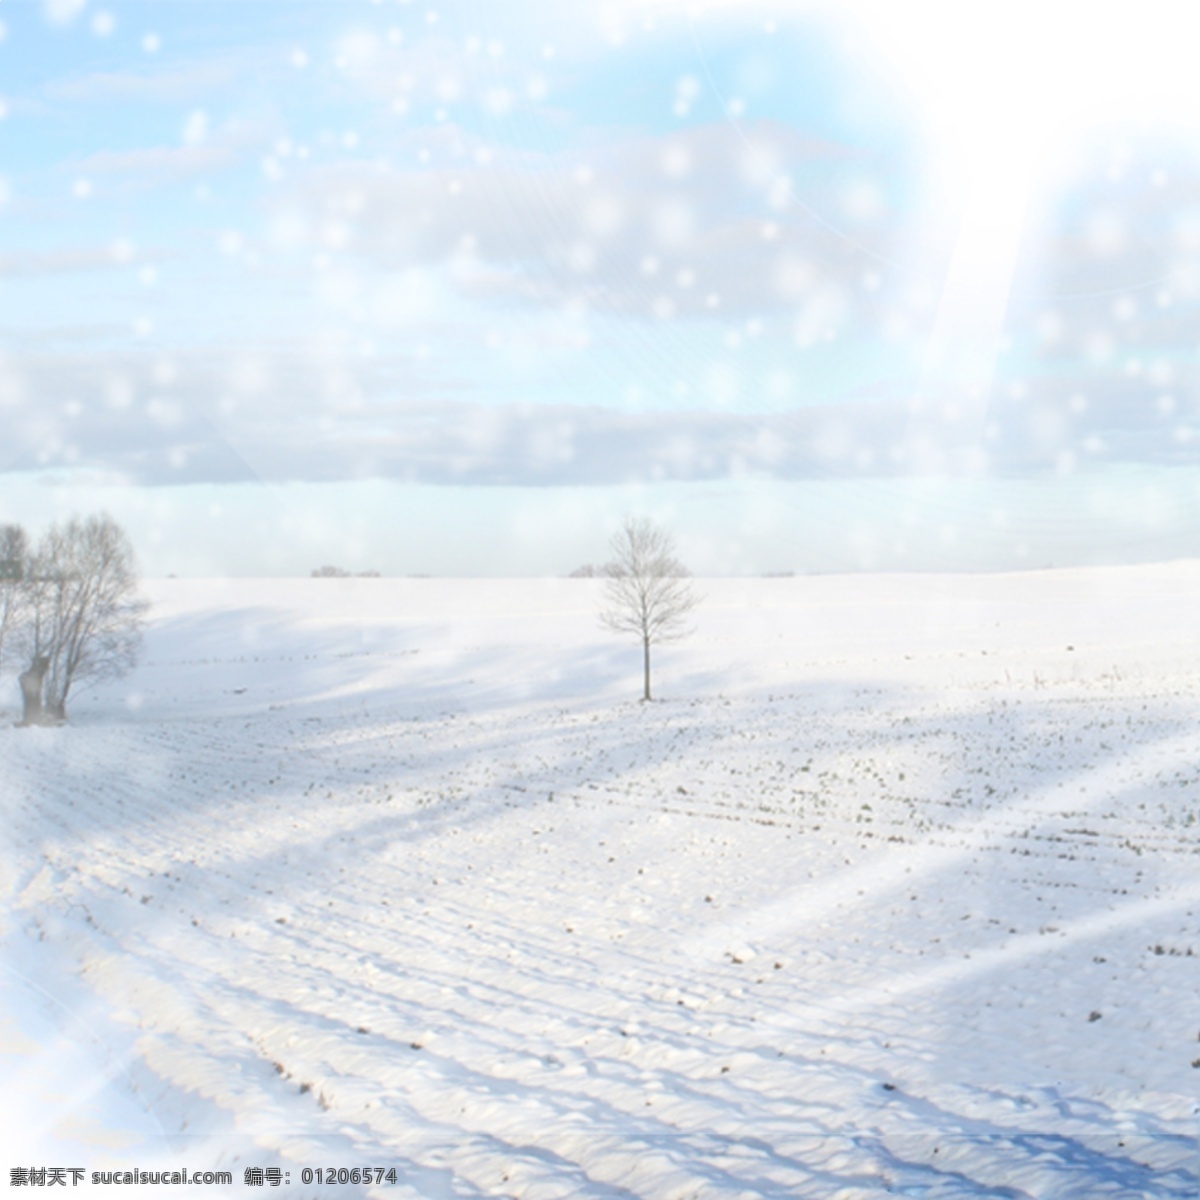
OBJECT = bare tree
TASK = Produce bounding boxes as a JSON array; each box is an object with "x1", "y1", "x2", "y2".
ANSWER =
[
  {"x1": 18, "y1": 514, "x2": 147, "y2": 724},
  {"x1": 599, "y1": 516, "x2": 699, "y2": 702},
  {"x1": 0, "y1": 524, "x2": 28, "y2": 679}
]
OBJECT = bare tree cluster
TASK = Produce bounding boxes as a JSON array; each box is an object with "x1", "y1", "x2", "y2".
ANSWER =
[
  {"x1": 599, "y1": 517, "x2": 698, "y2": 701},
  {"x1": 0, "y1": 514, "x2": 147, "y2": 725},
  {"x1": 0, "y1": 524, "x2": 28, "y2": 679},
  {"x1": 312, "y1": 566, "x2": 382, "y2": 578}
]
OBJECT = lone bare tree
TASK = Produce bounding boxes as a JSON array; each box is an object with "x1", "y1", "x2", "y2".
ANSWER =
[
  {"x1": 599, "y1": 516, "x2": 698, "y2": 702},
  {"x1": 16, "y1": 514, "x2": 146, "y2": 724}
]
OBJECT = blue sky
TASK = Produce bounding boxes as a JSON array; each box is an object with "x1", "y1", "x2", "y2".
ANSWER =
[{"x1": 4, "y1": 0, "x2": 1200, "y2": 575}]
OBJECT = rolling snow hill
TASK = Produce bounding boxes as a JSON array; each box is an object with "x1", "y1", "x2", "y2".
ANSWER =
[{"x1": 4, "y1": 568, "x2": 1200, "y2": 1198}]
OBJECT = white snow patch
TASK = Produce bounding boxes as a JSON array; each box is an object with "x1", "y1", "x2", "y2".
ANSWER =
[{"x1": 4, "y1": 568, "x2": 1200, "y2": 1196}]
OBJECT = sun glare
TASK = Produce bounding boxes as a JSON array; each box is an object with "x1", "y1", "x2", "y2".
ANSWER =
[
  {"x1": 669, "y1": 0, "x2": 1200, "y2": 140},
  {"x1": 845, "y1": 0, "x2": 1200, "y2": 166},
  {"x1": 669, "y1": 0, "x2": 1200, "y2": 469},
  {"x1": 832, "y1": 0, "x2": 1200, "y2": 462}
]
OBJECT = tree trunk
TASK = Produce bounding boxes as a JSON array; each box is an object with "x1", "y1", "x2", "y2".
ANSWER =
[
  {"x1": 18, "y1": 655, "x2": 49, "y2": 726},
  {"x1": 642, "y1": 636, "x2": 651, "y2": 702}
]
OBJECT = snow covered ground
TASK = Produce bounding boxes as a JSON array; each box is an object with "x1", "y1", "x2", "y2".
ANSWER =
[{"x1": 4, "y1": 567, "x2": 1200, "y2": 1198}]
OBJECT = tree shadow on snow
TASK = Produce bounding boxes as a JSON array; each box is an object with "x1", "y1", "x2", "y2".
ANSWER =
[{"x1": 4, "y1": 601, "x2": 1200, "y2": 1196}]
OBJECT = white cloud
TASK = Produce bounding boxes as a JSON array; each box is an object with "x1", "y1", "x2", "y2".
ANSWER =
[
  {"x1": 75, "y1": 119, "x2": 272, "y2": 183},
  {"x1": 45, "y1": 52, "x2": 250, "y2": 104},
  {"x1": 78, "y1": 144, "x2": 236, "y2": 180},
  {"x1": 275, "y1": 119, "x2": 872, "y2": 318},
  {"x1": 0, "y1": 244, "x2": 150, "y2": 278}
]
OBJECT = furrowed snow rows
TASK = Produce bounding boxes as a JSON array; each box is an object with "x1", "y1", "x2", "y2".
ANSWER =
[{"x1": 5, "y1": 664, "x2": 1200, "y2": 1198}]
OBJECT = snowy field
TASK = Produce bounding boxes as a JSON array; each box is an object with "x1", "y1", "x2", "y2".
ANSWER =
[{"x1": 4, "y1": 567, "x2": 1200, "y2": 1198}]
